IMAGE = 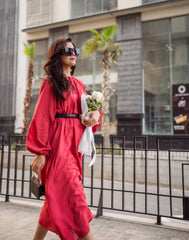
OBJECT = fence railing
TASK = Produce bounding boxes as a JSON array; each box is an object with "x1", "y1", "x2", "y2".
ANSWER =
[{"x1": 0, "y1": 134, "x2": 189, "y2": 225}]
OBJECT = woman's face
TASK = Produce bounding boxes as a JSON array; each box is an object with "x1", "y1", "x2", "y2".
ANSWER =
[{"x1": 60, "y1": 42, "x2": 77, "y2": 68}]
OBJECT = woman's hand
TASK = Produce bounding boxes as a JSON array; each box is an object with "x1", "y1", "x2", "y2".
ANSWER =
[
  {"x1": 83, "y1": 110, "x2": 100, "y2": 127},
  {"x1": 32, "y1": 155, "x2": 45, "y2": 175}
]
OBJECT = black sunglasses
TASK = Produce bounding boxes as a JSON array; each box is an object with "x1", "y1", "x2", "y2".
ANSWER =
[{"x1": 61, "y1": 47, "x2": 80, "y2": 57}]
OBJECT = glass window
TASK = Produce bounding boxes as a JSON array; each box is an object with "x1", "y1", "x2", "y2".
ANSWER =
[
  {"x1": 71, "y1": 0, "x2": 117, "y2": 18},
  {"x1": 26, "y1": 0, "x2": 51, "y2": 27},
  {"x1": 32, "y1": 39, "x2": 48, "y2": 80},
  {"x1": 71, "y1": 0, "x2": 84, "y2": 18},
  {"x1": 142, "y1": 0, "x2": 166, "y2": 4},
  {"x1": 143, "y1": 15, "x2": 189, "y2": 134},
  {"x1": 172, "y1": 16, "x2": 189, "y2": 85},
  {"x1": 103, "y1": 0, "x2": 117, "y2": 11},
  {"x1": 86, "y1": 0, "x2": 101, "y2": 15}
]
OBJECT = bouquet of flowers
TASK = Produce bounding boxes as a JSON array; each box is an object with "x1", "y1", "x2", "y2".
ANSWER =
[
  {"x1": 78, "y1": 91, "x2": 103, "y2": 166},
  {"x1": 86, "y1": 91, "x2": 103, "y2": 112}
]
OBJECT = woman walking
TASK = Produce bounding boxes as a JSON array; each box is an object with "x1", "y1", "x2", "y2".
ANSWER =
[{"x1": 26, "y1": 36, "x2": 100, "y2": 240}]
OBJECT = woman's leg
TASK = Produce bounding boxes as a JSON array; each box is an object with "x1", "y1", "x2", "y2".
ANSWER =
[
  {"x1": 80, "y1": 231, "x2": 94, "y2": 240},
  {"x1": 33, "y1": 223, "x2": 48, "y2": 240}
]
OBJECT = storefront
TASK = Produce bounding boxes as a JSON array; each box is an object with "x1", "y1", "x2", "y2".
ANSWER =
[
  {"x1": 143, "y1": 15, "x2": 189, "y2": 135},
  {"x1": 30, "y1": 14, "x2": 189, "y2": 138},
  {"x1": 16, "y1": 0, "x2": 189, "y2": 139}
]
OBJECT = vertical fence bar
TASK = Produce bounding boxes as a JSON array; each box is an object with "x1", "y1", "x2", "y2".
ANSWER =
[
  {"x1": 90, "y1": 164, "x2": 94, "y2": 207},
  {"x1": 181, "y1": 163, "x2": 189, "y2": 220},
  {"x1": 156, "y1": 137, "x2": 161, "y2": 224},
  {"x1": 133, "y1": 137, "x2": 136, "y2": 212},
  {"x1": 29, "y1": 165, "x2": 32, "y2": 198},
  {"x1": 156, "y1": 215, "x2": 161, "y2": 225},
  {"x1": 96, "y1": 137, "x2": 104, "y2": 218},
  {"x1": 122, "y1": 137, "x2": 125, "y2": 211},
  {"x1": 101, "y1": 137, "x2": 104, "y2": 215},
  {"x1": 5, "y1": 135, "x2": 12, "y2": 202},
  {"x1": 0, "y1": 135, "x2": 5, "y2": 193},
  {"x1": 182, "y1": 163, "x2": 185, "y2": 215},
  {"x1": 144, "y1": 136, "x2": 148, "y2": 214},
  {"x1": 21, "y1": 155, "x2": 25, "y2": 197},
  {"x1": 111, "y1": 137, "x2": 114, "y2": 209},
  {"x1": 14, "y1": 145, "x2": 18, "y2": 196},
  {"x1": 82, "y1": 155, "x2": 84, "y2": 185},
  {"x1": 168, "y1": 150, "x2": 173, "y2": 217}
]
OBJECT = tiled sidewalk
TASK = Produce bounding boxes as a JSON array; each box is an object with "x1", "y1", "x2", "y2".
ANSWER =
[{"x1": 0, "y1": 199, "x2": 189, "y2": 240}]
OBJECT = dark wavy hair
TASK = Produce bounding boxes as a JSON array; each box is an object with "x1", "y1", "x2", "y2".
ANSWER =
[{"x1": 43, "y1": 36, "x2": 76, "y2": 100}]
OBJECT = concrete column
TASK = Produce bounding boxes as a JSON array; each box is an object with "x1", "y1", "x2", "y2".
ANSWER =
[
  {"x1": 116, "y1": 13, "x2": 143, "y2": 139},
  {"x1": 0, "y1": 0, "x2": 19, "y2": 134}
]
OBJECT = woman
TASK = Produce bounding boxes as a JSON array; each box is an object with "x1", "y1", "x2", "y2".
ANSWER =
[{"x1": 26, "y1": 36, "x2": 100, "y2": 240}]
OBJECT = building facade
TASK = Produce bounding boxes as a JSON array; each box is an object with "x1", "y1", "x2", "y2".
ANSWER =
[
  {"x1": 0, "y1": 0, "x2": 19, "y2": 134},
  {"x1": 0, "y1": 0, "x2": 189, "y2": 139}
]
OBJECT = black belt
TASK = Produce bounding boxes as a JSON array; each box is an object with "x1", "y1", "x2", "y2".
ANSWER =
[{"x1": 55, "y1": 113, "x2": 80, "y2": 119}]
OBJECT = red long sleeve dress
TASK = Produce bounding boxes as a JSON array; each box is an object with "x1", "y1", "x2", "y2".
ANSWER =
[{"x1": 26, "y1": 76, "x2": 100, "y2": 240}]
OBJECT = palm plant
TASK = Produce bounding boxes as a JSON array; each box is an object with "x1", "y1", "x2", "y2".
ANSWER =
[
  {"x1": 22, "y1": 42, "x2": 35, "y2": 135},
  {"x1": 82, "y1": 24, "x2": 123, "y2": 147}
]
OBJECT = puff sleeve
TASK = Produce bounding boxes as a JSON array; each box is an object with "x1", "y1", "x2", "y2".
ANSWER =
[{"x1": 26, "y1": 80, "x2": 56, "y2": 157}]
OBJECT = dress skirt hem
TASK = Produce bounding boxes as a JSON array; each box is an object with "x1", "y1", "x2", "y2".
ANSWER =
[{"x1": 38, "y1": 214, "x2": 94, "y2": 240}]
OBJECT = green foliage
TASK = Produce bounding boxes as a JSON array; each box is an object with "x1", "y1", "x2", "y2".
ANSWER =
[
  {"x1": 90, "y1": 29, "x2": 100, "y2": 36},
  {"x1": 82, "y1": 24, "x2": 123, "y2": 62},
  {"x1": 24, "y1": 42, "x2": 35, "y2": 60},
  {"x1": 87, "y1": 98, "x2": 102, "y2": 111},
  {"x1": 113, "y1": 144, "x2": 122, "y2": 155},
  {"x1": 101, "y1": 24, "x2": 116, "y2": 41},
  {"x1": 95, "y1": 143, "x2": 122, "y2": 155}
]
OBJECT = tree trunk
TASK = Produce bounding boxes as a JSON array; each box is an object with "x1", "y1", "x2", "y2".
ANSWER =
[
  {"x1": 22, "y1": 59, "x2": 33, "y2": 135},
  {"x1": 101, "y1": 50, "x2": 111, "y2": 150}
]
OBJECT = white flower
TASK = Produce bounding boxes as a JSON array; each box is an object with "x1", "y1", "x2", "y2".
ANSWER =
[{"x1": 92, "y1": 91, "x2": 103, "y2": 103}]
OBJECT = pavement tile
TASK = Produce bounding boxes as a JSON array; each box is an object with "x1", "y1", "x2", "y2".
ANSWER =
[{"x1": 0, "y1": 199, "x2": 189, "y2": 240}]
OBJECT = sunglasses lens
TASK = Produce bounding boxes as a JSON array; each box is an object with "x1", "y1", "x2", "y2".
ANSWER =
[
  {"x1": 74, "y1": 48, "x2": 80, "y2": 56},
  {"x1": 63, "y1": 47, "x2": 80, "y2": 56},
  {"x1": 64, "y1": 47, "x2": 72, "y2": 56}
]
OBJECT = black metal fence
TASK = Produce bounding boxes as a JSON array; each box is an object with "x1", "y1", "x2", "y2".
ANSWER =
[{"x1": 0, "y1": 134, "x2": 189, "y2": 225}]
